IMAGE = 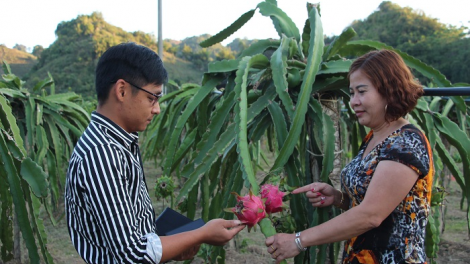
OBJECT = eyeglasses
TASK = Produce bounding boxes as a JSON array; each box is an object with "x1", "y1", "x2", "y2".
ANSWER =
[{"x1": 122, "y1": 80, "x2": 163, "y2": 106}]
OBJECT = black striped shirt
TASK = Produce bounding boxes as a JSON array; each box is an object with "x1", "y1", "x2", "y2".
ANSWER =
[{"x1": 65, "y1": 112, "x2": 162, "y2": 264}]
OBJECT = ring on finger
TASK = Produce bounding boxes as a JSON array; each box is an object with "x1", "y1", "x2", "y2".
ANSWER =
[
  {"x1": 271, "y1": 245, "x2": 276, "y2": 251},
  {"x1": 273, "y1": 252, "x2": 277, "y2": 258}
]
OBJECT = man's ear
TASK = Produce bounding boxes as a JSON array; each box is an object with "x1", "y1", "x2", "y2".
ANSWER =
[{"x1": 113, "y1": 79, "x2": 127, "y2": 102}]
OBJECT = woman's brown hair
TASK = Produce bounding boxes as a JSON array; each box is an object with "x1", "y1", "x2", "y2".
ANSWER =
[{"x1": 348, "y1": 50, "x2": 424, "y2": 122}]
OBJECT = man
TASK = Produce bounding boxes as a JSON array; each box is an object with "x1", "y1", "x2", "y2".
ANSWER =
[{"x1": 65, "y1": 42, "x2": 244, "y2": 264}]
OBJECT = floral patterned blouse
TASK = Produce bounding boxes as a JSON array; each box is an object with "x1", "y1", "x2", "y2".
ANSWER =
[{"x1": 341, "y1": 124, "x2": 434, "y2": 264}]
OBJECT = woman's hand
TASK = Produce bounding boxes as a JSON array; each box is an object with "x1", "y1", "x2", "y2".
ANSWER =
[
  {"x1": 292, "y1": 182, "x2": 339, "y2": 207},
  {"x1": 200, "y1": 219, "x2": 245, "y2": 246},
  {"x1": 265, "y1": 233, "x2": 300, "y2": 264}
]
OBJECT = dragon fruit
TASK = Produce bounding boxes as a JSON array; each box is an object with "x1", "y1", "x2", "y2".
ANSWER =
[
  {"x1": 229, "y1": 190, "x2": 266, "y2": 230},
  {"x1": 260, "y1": 184, "x2": 286, "y2": 214}
]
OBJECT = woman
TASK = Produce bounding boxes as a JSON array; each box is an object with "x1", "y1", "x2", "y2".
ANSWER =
[{"x1": 266, "y1": 49, "x2": 434, "y2": 264}]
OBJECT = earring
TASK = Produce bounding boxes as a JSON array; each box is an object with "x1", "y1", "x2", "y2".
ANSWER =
[{"x1": 384, "y1": 104, "x2": 388, "y2": 113}]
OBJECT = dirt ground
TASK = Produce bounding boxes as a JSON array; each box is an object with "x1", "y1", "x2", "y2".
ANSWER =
[{"x1": 430, "y1": 178, "x2": 470, "y2": 264}]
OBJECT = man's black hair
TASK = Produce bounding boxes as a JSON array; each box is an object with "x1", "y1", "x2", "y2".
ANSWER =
[{"x1": 95, "y1": 42, "x2": 168, "y2": 104}]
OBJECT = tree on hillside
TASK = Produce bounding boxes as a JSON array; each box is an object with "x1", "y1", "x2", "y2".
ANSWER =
[
  {"x1": 13, "y1": 44, "x2": 27, "y2": 52},
  {"x1": 178, "y1": 35, "x2": 236, "y2": 61},
  {"x1": 351, "y1": 1, "x2": 466, "y2": 48},
  {"x1": 435, "y1": 38, "x2": 470, "y2": 83},
  {"x1": 181, "y1": 44, "x2": 193, "y2": 60},
  {"x1": 160, "y1": 35, "x2": 238, "y2": 72},
  {"x1": 32, "y1": 45, "x2": 44, "y2": 58},
  {"x1": 227, "y1": 38, "x2": 258, "y2": 56},
  {"x1": 350, "y1": 1, "x2": 469, "y2": 84},
  {"x1": 193, "y1": 49, "x2": 212, "y2": 71},
  {"x1": 25, "y1": 12, "x2": 160, "y2": 99},
  {"x1": 24, "y1": 12, "x2": 214, "y2": 98},
  {"x1": 215, "y1": 48, "x2": 235, "y2": 60},
  {"x1": 20, "y1": 11, "x2": 245, "y2": 99},
  {"x1": 163, "y1": 40, "x2": 178, "y2": 55},
  {"x1": 0, "y1": 45, "x2": 37, "y2": 78}
]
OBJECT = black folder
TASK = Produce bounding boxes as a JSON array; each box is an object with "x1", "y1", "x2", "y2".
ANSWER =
[{"x1": 155, "y1": 207, "x2": 205, "y2": 236}]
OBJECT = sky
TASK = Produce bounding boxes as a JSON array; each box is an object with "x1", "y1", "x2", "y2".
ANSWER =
[{"x1": 1, "y1": 0, "x2": 469, "y2": 51}]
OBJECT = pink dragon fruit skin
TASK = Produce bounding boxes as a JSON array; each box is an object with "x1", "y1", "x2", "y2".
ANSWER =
[
  {"x1": 231, "y1": 191, "x2": 266, "y2": 228},
  {"x1": 260, "y1": 184, "x2": 285, "y2": 214}
]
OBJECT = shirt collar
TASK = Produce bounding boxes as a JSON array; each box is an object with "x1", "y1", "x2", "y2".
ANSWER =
[{"x1": 91, "y1": 111, "x2": 139, "y2": 148}]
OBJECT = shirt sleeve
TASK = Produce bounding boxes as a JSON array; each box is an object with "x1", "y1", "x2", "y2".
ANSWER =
[
  {"x1": 82, "y1": 144, "x2": 162, "y2": 263},
  {"x1": 145, "y1": 233, "x2": 163, "y2": 263},
  {"x1": 377, "y1": 128, "x2": 431, "y2": 178}
]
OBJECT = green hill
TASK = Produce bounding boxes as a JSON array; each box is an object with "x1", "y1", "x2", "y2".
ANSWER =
[
  {"x1": 350, "y1": 1, "x2": 470, "y2": 84},
  {"x1": 22, "y1": 12, "x2": 243, "y2": 100},
  {"x1": 25, "y1": 12, "x2": 206, "y2": 99},
  {"x1": 0, "y1": 45, "x2": 37, "y2": 77}
]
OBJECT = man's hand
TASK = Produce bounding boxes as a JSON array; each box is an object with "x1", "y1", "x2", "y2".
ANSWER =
[
  {"x1": 160, "y1": 219, "x2": 244, "y2": 262},
  {"x1": 200, "y1": 219, "x2": 245, "y2": 246}
]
